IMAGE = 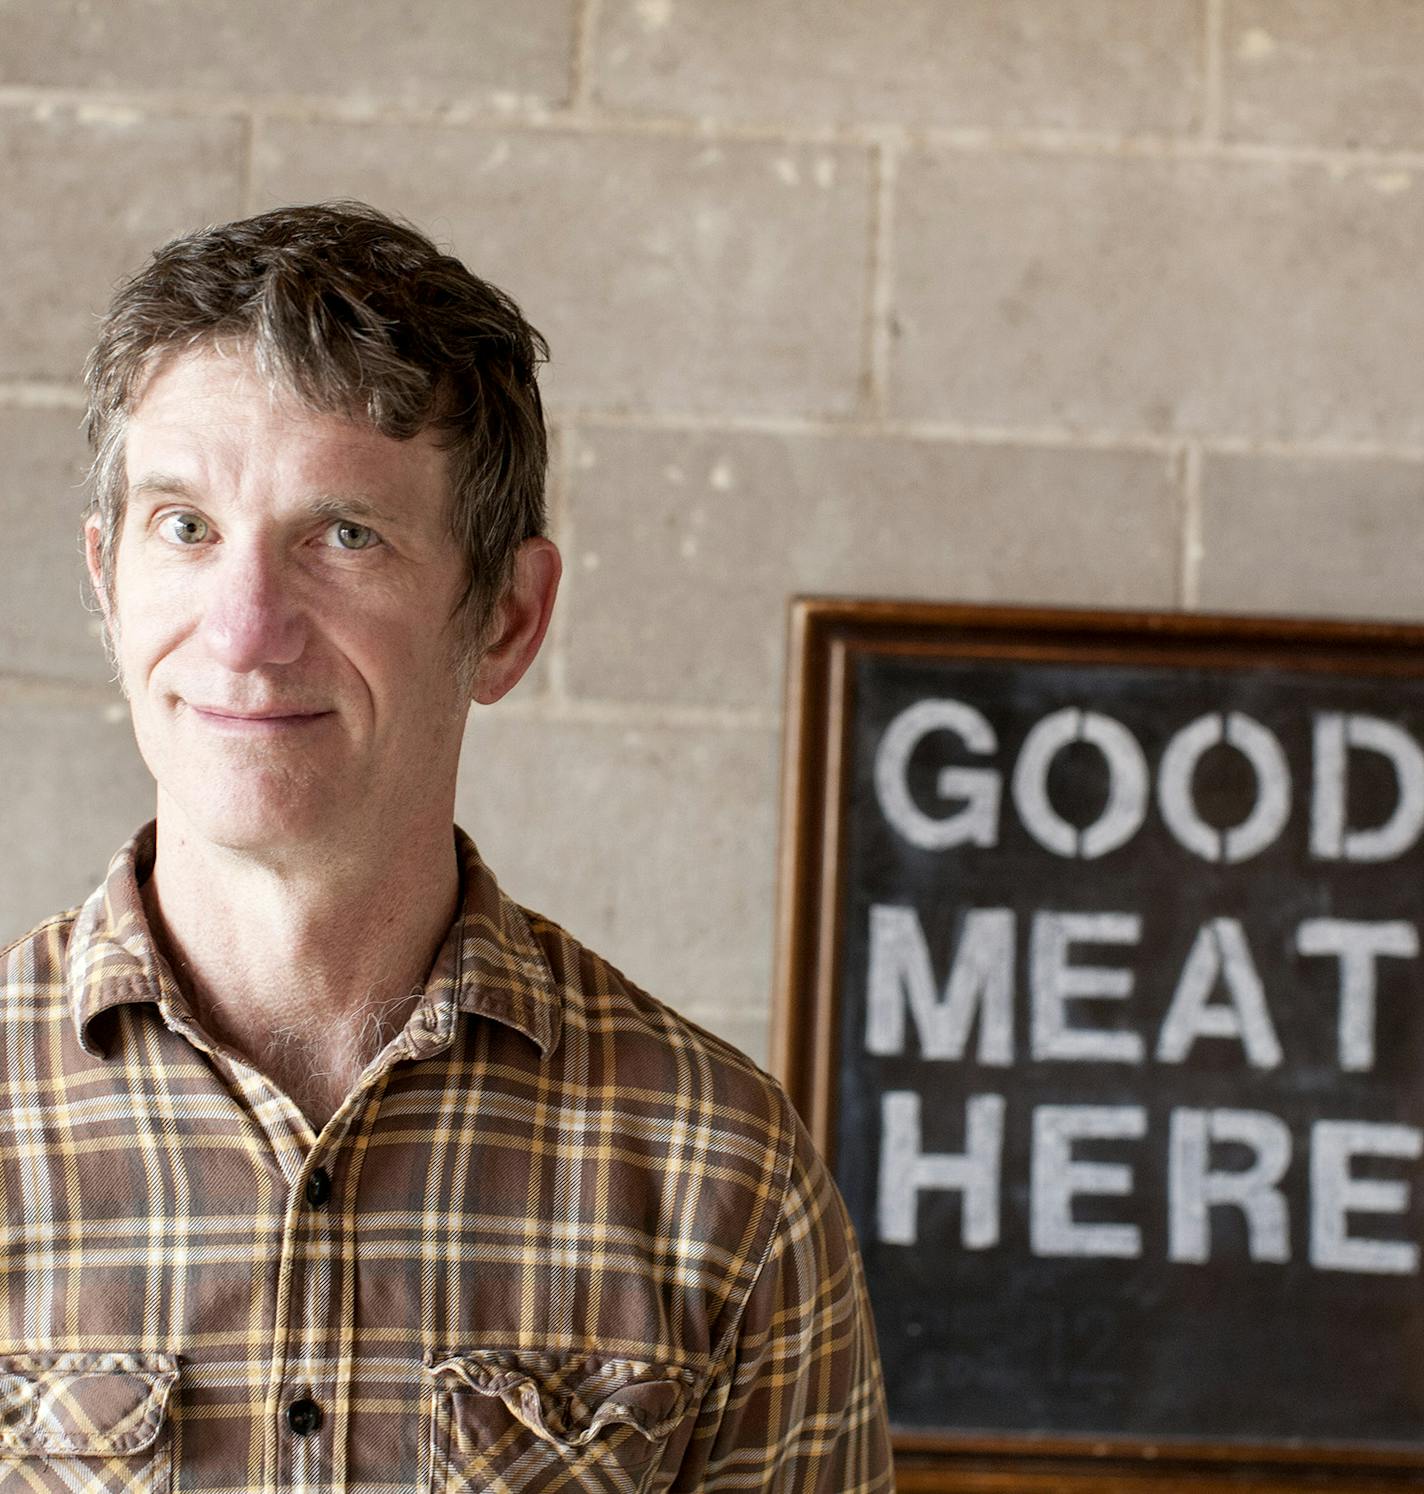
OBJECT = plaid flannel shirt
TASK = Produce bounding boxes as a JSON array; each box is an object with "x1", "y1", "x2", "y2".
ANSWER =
[{"x1": 0, "y1": 821, "x2": 893, "y2": 1491}]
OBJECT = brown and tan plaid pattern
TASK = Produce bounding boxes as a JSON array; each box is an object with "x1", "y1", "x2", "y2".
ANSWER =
[{"x1": 0, "y1": 822, "x2": 892, "y2": 1492}]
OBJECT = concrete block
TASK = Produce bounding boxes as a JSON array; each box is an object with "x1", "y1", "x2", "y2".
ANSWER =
[
  {"x1": 2, "y1": 108, "x2": 245, "y2": 382},
  {"x1": 892, "y1": 150, "x2": 1424, "y2": 446},
  {"x1": 1198, "y1": 452, "x2": 1424, "y2": 621},
  {"x1": 562, "y1": 426, "x2": 1180, "y2": 710},
  {"x1": 1226, "y1": 1, "x2": 1424, "y2": 151},
  {"x1": 1, "y1": 0, "x2": 576, "y2": 110},
  {"x1": 0, "y1": 693, "x2": 155, "y2": 947},
  {"x1": 454, "y1": 712, "x2": 778, "y2": 1060},
  {"x1": 253, "y1": 122, "x2": 870, "y2": 418},
  {"x1": 594, "y1": 0, "x2": 1204, "y2": 135},
  {"x1": 0, "y1": 407, "x2": 109, "y2": 683}
]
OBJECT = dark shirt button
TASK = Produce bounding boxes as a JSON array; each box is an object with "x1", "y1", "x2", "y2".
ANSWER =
[
  {"x1": 304, "y1": 1168, "x2": 332, "y2": 1208},
  {"x1": 287, "y1": 1398, "x2": 323, "y2": 1436}
]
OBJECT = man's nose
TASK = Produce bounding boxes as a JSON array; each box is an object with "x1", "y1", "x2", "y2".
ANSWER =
[{"x1": 198, "y1": 544, "x2": 309, "y2": 671}]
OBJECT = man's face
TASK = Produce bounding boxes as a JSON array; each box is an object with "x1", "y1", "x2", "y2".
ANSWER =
[{"x1": 86, "y1": 346, "x2": 475, "y2": 859}]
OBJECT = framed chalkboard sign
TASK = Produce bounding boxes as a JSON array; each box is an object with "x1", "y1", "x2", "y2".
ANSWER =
[{"x1": 773, "y1": 599, "x2": 1424, "y2": 1493}]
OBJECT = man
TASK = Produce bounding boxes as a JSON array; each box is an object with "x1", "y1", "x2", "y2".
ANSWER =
[{"x1": 0, "y1": 202, "x2": 892, "y2": 1490}]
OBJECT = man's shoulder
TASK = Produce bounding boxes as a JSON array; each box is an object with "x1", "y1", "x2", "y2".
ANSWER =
[
  {"x1": 516, "y1": 901, "x2": 801, "y2": 1168},
  {"x1": 0, "y1": 908, "x2": 83, "y2": 1047},
  {"x1": 0, "y1": 906, "x2": 81, "y2": 986}
]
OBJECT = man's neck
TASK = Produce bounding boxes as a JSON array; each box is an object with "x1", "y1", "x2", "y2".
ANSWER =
[{"x1": 139, "y1": 808, "x2": 462, "y2": 1127}]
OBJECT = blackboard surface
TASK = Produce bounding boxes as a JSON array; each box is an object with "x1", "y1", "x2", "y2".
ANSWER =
[{"x1": 774, "y1": 601, "x2": 1424, "y2": 1487}]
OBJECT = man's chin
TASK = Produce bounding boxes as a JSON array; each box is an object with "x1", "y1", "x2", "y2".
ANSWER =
[{"x1": 162, "y1": 796, "x2": 340, "y2": 858}]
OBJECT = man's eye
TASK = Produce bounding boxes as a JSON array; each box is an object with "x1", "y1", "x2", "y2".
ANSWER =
[
  {"x1": 160, "y1": 512, "x2": 209, "y2": 545},
  {"x1": 326, "y1": 521, "x2": 380, "y2": 551}
]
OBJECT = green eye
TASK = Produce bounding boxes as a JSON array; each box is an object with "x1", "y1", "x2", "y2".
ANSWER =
[
  {"x1": 331, "y1": 522, "x2": 379, "y2": 550},
  {"x1": 164, "y1": 513, "x2": 208, "y2": 544}
]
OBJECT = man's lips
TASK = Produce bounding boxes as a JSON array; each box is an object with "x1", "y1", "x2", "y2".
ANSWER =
[
  {"x1": 187, "y1": 704, "x2": 333, "y2": 729},
  {"x1": 192, "y1": 707, "x2": 325, "y2": 719}
]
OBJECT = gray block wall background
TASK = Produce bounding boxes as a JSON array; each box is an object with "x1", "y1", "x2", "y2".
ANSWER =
[{"x1": 3, "y1": 1, "x2": 1421, "y2": 1064}]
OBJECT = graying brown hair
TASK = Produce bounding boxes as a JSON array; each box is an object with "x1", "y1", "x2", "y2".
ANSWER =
[{"x1": 83, "y1": 200, "x2": 549, "y2": 695}]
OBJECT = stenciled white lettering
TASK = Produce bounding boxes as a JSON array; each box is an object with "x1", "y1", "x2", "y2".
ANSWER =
[
  {"x1": 873, "y1": 699, "x2": 1000, "y2": 851},
  {"x1": 873, "y1": 700, "x2": 1424, "y2": 863},
  {"x1": 1031, "y1": 1105, "x2": 1146, "y2": 1258},
  {"x1": 865, "y1": 905, "x2": 1015, "y2": 1063},
  {"x1": 1030, "y1": 912, "x2": 1144, "y2": 1063},
  {"x1": 873, "y1": 1100, "x2": 1424, "y2": 1277},
  {"x1": 866, "y1": 695, "x2": 1424, "y2": 1280},
  {"x1": 878, "y1": 1091, "x2": 1005, "y2": 1248},
  {"x1": 1312, "y1": 713, "x2": 1424, "y2": 862},
  {"x1": 1010, "y1": 708, "x2": 1148, "y2": 859},
  {"x1": 1297, "y1": 918, "x2": 1419, "y2": 1073},
  {"x1": 1310, "y1": 1121, "x2": 1422, "y2": 1275},
  {"x1": 1157, "y1": 712, "x2": 1291, "y2": 864},
  {"x1": 1156, "y1": 918, "x2": 1283, "y2": 1068},
  {"x1": 1168, "y1": 1108, "x2": 1291, "y2": 1264}
]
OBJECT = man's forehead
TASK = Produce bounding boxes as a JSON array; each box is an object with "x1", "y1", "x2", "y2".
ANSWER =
[
  {"x1": 123, "y1": 347, "x2": 452, "y2": 516},
  {"x1": 130, "y1": 342, "x2": 288, "y2": 417},
  {"x1": 128, "y1": 345, "x2": 354, "y2": 435}
]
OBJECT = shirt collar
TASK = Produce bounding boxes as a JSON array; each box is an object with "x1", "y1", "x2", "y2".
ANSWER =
[
  {"x1": 441, "y1": 823, "x2": 562, "y2": 1056},
  {"x1": 68, "y1": 820, "x2": 561, "y2": 1060}
]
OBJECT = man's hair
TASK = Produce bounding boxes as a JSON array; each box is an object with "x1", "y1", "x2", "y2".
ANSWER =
[{"x1": 82, "y1": 200, "x2": 549, "y2": 694}]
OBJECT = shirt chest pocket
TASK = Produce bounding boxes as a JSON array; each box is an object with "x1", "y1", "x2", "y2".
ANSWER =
[
  {"x1": 0, "y1": 1353, "x2": 177, "y2": 1493},
  {"x1": 427, "y1": 1350, "x2": 699, "y2": 1493}
]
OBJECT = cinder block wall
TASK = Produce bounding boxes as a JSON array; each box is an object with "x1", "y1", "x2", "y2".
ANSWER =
[{"x1": 4, "y1": 2, "x2": 1420, "y2": 1062}]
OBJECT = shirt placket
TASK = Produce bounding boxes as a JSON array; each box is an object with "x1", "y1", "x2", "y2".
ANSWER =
[
  {"x1": 271, "y1": 1143, "x2": 343, "y2": 1494},
  {"x1": 263, "y1": 1000, "x2": 456, "y2": 1494},
  {"x1": 159, "y1": 1000, "x2": 343, "y2": 1493},
  {"x1": 262, "y1": 1063, "x2": 406, "y2": 1494}
]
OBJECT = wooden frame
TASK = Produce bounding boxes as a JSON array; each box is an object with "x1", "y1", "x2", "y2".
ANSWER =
[{"x1": 773, "y1": 598, "x2": 1424, "y2": 1493}]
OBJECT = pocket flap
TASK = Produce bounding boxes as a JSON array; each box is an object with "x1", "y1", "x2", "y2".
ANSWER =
[
  {"x1": 0, "y1": 1353, "x2": 178, "y2": 1456},
  {"x1": 428, "y1": 1350, "x2": 697, "y2": 1452}
]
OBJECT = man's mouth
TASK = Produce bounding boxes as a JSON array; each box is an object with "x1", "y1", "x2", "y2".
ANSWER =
[{"x1": 188, "y1": 704, "x2": 332, "y2": 729}]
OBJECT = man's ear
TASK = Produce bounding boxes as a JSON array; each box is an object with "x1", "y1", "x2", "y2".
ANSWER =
[
  {"x1": 83, "y1": 519, "x2": 113, "y2": 630},
  {"x1": 470, "y1": 537, "x2": 562, "y2": 706}
]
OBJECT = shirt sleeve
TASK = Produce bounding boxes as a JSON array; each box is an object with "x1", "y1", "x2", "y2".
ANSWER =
[{"x1": 681, "y1": 1108, "x2": 895, "y2": 1492}]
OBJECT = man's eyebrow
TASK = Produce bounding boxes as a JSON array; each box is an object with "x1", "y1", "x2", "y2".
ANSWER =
[
  {"x1": 304, "y1": 494, "x2": 402, "y2": 529},
  {"x1": 127, "y1": 476, "x2": 401, "y2": 529},
  {"x1": 128, "y1": 473, "x2": 195, "y2": 504}
]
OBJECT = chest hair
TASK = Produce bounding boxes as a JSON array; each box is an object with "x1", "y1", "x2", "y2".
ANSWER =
[{"x1": 251, "y1": 997, "x2": 418, "y2": 1131}]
